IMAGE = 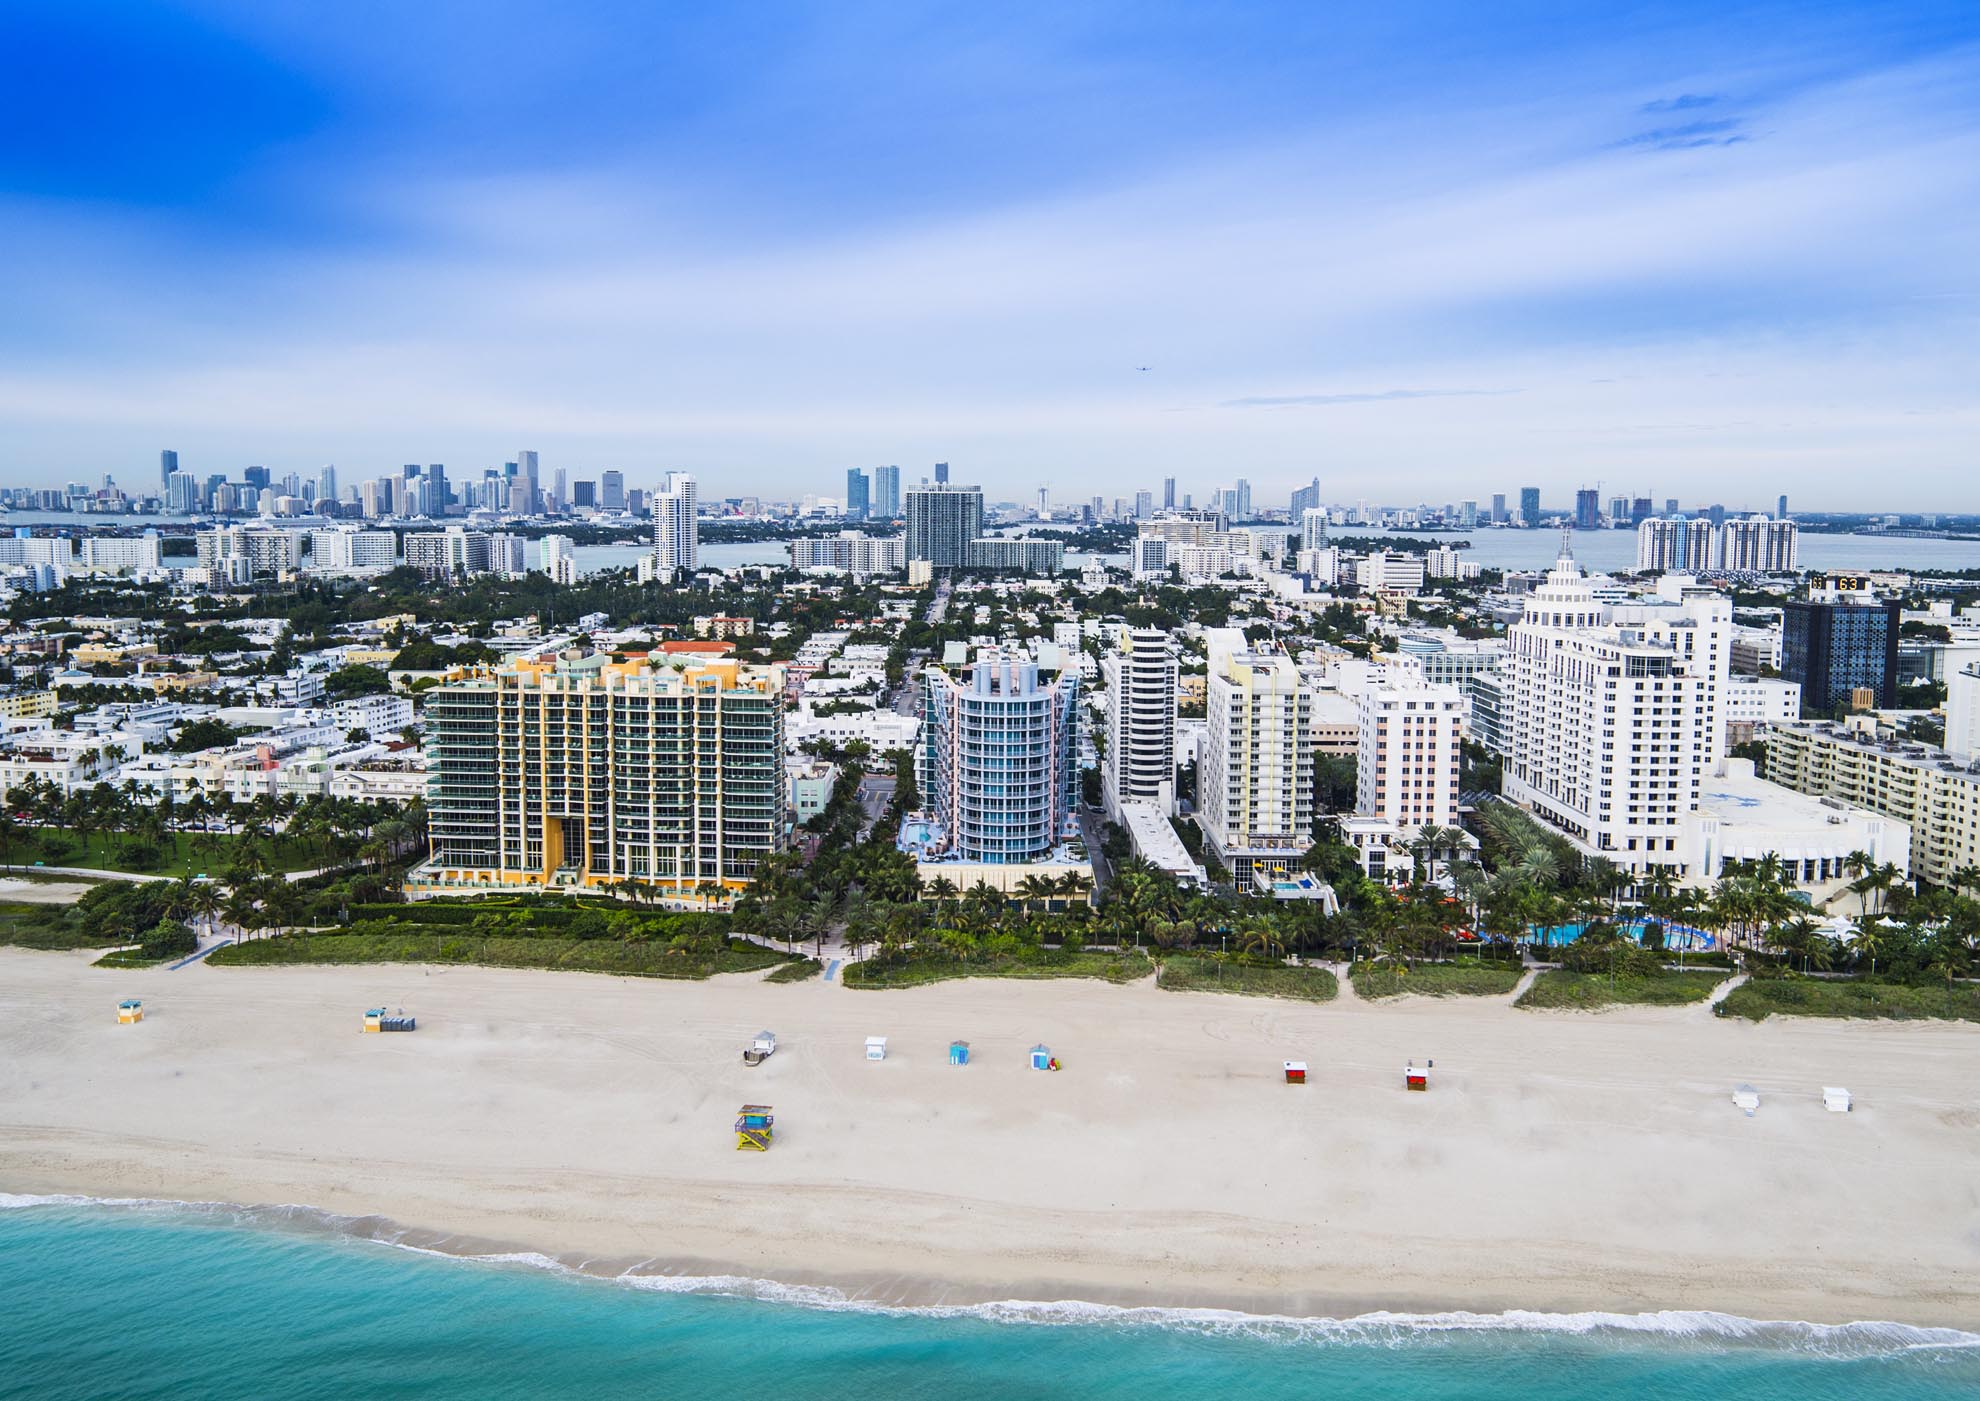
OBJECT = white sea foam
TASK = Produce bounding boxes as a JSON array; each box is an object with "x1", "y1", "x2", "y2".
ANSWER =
[{"x1": 7, "y1": 1192, "x2": 1975, "y2": 1358}]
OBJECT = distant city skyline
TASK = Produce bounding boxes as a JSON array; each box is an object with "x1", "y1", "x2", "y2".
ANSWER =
[{"x1": 2, "y1": 5, "x2": 1976, "y2": 507}]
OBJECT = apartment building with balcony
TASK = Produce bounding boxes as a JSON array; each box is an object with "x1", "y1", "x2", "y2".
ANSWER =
[
  {"x1": 1101, "y1": 627, "x2": 1178, "y2": 823},
  {"x1": 415, "y1": 651, "x2": 786, "y2": 898},
  {"x1": 1199, "y1": 630, "x2": 1314, "y2": 886}
]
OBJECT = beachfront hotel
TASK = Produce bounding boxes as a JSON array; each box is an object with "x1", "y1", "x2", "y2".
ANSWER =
[
  {"x1": 1501, "y1": 547, "x2": 1731, "y2": 880},
  {"x1": 902, "y1": 646, "x2": 1085, "y2": 895},
  {"x1": 414, "y1": 650, "x2": 785, "y2": 897},
  {"x1": 1340, "y1": 669, "x2": 1470, "y2": 881},
  {"x1": 1199, "y1": 629, "x2": 1314, "y2": 887}
]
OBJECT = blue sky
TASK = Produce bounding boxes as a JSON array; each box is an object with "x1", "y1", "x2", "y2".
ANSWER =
[{"x1": 2, "y1": 1, "x2": 1977, "y2": 508}]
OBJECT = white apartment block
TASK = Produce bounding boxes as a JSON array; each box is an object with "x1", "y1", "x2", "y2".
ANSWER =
[
  {"x1": 76, "y1": 533, "x2": 163, "y2": 574},
  {"x1": 1502, "y1": 552, "x2": 1729, "y2": 880},
  {"x1": 1342, "y1": 674, "x2": 1467, "y2": 881},
  {"x1": 1200, "y1": 631, "x2": 1313, "y2": 885},
  {"x1": 1102, "y1": 627, "x2": 1179, "y2": 822},
  {"x1": 539, "y1": 534, "x2": 578, "y2": 585},
  {"x1": 196, "y1": 526, "x2": 300, "y2": 578},
  {"x1": 1766, "y1": 720, "x2": 1980, "y2": 888},
  {"x1": 1635, "y1": 516, "x2": 1798, "y2": 573},
  {"x1": 1725, "y1": 675, "x2": 1801, "y2": 739},
  {"x1": 306, "y1": 528, "x2": 397, "y2": 574}
]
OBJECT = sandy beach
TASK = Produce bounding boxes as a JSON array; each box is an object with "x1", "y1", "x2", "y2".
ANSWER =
[{"x1": 3, "y1": 947, "x2": 1977, "y2": 1327}]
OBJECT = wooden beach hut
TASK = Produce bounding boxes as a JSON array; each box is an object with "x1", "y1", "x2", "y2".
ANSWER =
[
  {"x1": 735, "y1": 1104, "x2": 775, "y2": 1151},
  {"x1": 865, "y1": 1037, "x2": 888, "y2": 1062},
  {"x1": 1284, "y1": 1060, "x2": 1307, "y2": 1085},
  {"x1": 1404, "y1": 1061, "x2": 1430, "y2": 1092},
  {"x1": 949, "y1": 1040, "x2": 970, "y2": 1066},
  {"x1": 117, "y1": 999, "x2": 143, "y2": 1025}
]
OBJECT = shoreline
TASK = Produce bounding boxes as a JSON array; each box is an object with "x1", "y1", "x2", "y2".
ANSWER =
[
  {"x1": 7, "y1": 1191, "x2": 1980, "y2": 1353},
  {"x1": 6, "y1": 949, "x2": 1979, "y2": 1331}
]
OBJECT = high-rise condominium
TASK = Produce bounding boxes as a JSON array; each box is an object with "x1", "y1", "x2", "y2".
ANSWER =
[
  {"x1": 1289, "y1": 478, "x2": 1320, "y2": 520},
  {"x1": 917, "y1": 649, "x2": 1079, "y2": 864},
  {"x1": 845, "y1": 468, "x2": 870, "y2": 520},
  {"x1": 1162, "y1": 477, "x2": 1176, "y2": 510},
  {"x1": 1519, "y1": 487, "x2": 1541, "y2": 528},
  {"x1": 873, "y1": 464, "x2": 901, "y2": 517},
  {"x1": 904, "y1": 483, "x2": 984, "y2": 566},
  {"x1": 1102, "y1": 629, "x2": 1179, "y2": 823},
  {"x1": 1199, "y1": 630, "x2": 1313, "y2": 886},
  {"x1": 421, "y1": 653, "x2": 785, "y2": 896},
  {"x1": 600, "y1": 470, "x2": 626, "y2": 512},
  {"x1": 1491, "y1": 493, "x2": 1507, "y2": 524},
  {"x1": 160, "y1": 449, "x2": 178, "y2": 490},
  {"x1": 651, "y1": 472, "x2": 698, "y2": 575},
  {"x1": 1574, "y1": 488, "x2": 1600, "y2": 531},
  {"x1": 934, "y1": 461, "x2": 950, "y2": 484}
]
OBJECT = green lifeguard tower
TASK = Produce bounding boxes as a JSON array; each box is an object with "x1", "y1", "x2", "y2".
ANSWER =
[{"x1": 735, "y1": 1104, "x2": 775, "y2": 1151}]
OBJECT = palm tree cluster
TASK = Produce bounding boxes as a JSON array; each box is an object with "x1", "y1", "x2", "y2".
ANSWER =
[{"x1": 1, "y1": 778, "x2": 422, "y2": 881}]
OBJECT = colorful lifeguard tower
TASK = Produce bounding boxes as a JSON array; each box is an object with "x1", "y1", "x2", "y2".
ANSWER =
[
  {"x1": 1405, "y1": 1060, "x2": 1431, "y2": 1091},
  {"x1": 364, "y1": 1008, "x2": 416, "y2": 1033},
  {"x1": 735, "y1": 1104, "x2": 775, "y2": 1151},
  {"x1": 1029, "y1": 1044, "x2": 1060, "y2": 1071},
  {"x1": 117, "y1": 999, "x2": 143, "y2": 1025},
  {"x1": 949, "y1": 1040, "x2": 970, "y2": 1066},
  {"x1": 865, "y1": 1037, "x2": 888, "y2": 1061},
  {"x1": 1284, "y1": 1060, "x2": 1307, "y2": 1085}
]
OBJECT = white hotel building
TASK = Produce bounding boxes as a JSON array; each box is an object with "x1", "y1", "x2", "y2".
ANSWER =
[
  {"x1": 1342, "y1": 669, "x2": 1469, "y2": 881},
  {"x1": 1502, "y1": 548, "x2": 1731, "y2": 881}
]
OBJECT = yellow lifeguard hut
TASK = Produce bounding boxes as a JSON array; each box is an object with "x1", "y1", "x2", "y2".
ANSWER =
[
  {"x1": 363, "y1": 1008, "x2": 416, "y2": 1033},
  {"x1": 735, "y1": 1104, "x2": 775, "y2": 1151},
  {"x1": 117, "y1": 999, "x2": 143, "y2": 1025}
]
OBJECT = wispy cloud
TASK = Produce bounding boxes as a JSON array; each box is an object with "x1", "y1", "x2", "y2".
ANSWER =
[
  {"x1": 1614, "y1": 117, "x2": 1746, "y2": 150},
  {"x1": 1221, "y1": 389, "x2": 1518, "y2": 409},
  {"x1": 1642, "y1": 93, "x2": 1721, "y2": 113}
]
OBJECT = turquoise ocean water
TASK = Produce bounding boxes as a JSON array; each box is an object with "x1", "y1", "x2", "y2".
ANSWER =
[{"x1": 3, "y1": 1197, "x2": 1976, "y2": 1400}]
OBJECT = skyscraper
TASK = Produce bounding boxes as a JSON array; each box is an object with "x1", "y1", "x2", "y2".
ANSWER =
[
  {"x1": 1491, "y1": 493, "x2": 1507, "y2": 524},
  {"x1": 873, "y1": 464, "x2": 901, "y2": 517},
  {"x1": 651, "y1": 473, "x2": 698, "y2": 575},
  {"x1": 1234, "y1": 478, "x2": 1252, "y2": 520},
  {"x1": 1102, "y1": 629, "x2": 1179, "y2": 823},
  {"x1": 1574, "y1": 488, "x2": 1600, "y2": 531},
  {"x1": 1519, "y1": 487, "x2": 1541, "y2": 528},
  {"x1": 600, "y1": 470, "x2": 626, "y2": 512},
  {"x1": 1133, "y1": 489, "x2": 1152, "y2": 519},
  {"x1": 552, "y1": 468, "x2": 567, "y2": 512},
  {"x1": 572, "y1": 480, "x2": 596, "y2": 508},
  {"x1": 317, "y1": 464, "x2": 337, "y2": 506},
  {"x1": 933, "y1": 461, "x2": 950, "y2": 484},
  {"x1": 160, "y1": 449, "x2": 178, "y2": 491},
  {"x1": 1783, "y1": 599, "x2": 1900, "y2": 714},
  {"x1": 1289, "y1": 478, "x2": 1320, "y2": 520},
  {"x1": 1162, "y1": 477, "x2": 1176, "y2": 510},
  {"x1": 845, "y1": 468, "x2": 870, "y2": 520},
  {"x1": 1777, "y1": 495, "x2": 1789, "y2": 520},
  {"x1": 424, "y1": 463, "x2": 449, "y2": 518},
  {"x1": 904, "y1": 483, "x2": 984, "y2": 566}
]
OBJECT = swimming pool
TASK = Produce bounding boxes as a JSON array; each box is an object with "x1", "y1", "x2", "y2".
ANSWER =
[{"x1": 1532, "y1": 919, "x2": 1716, "y2": 950}]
